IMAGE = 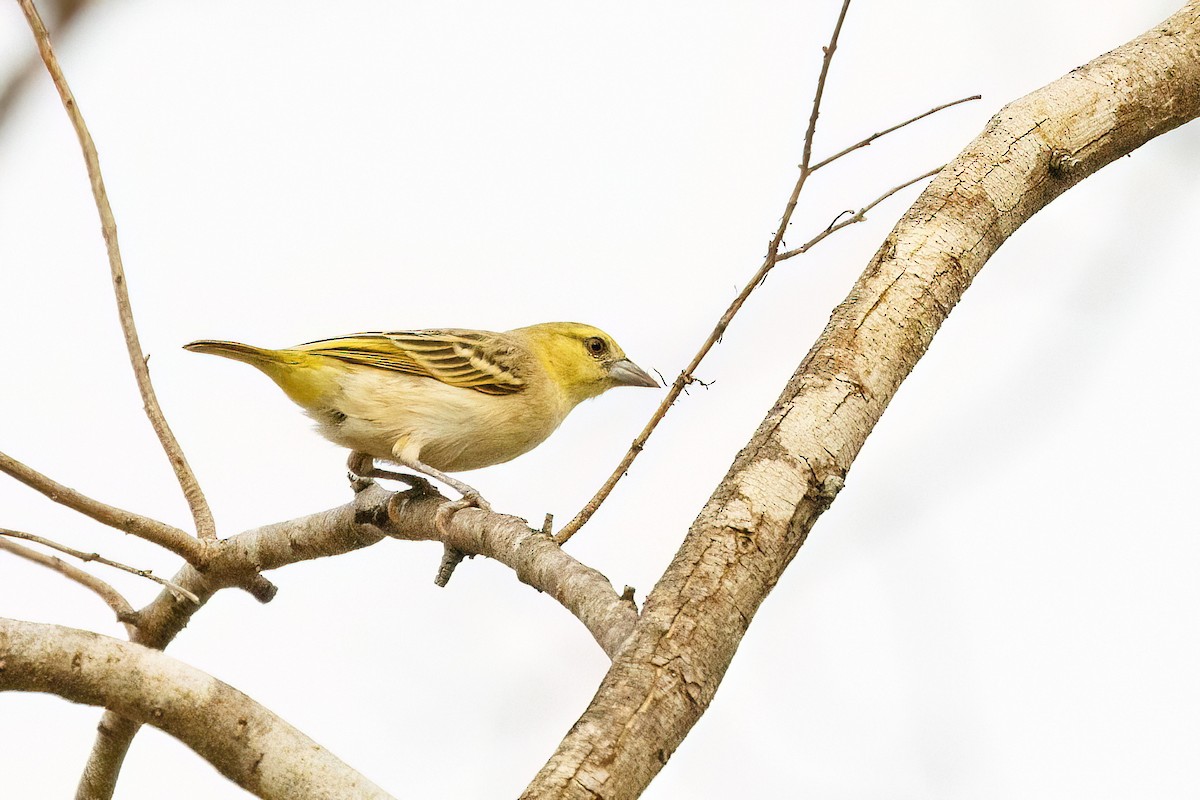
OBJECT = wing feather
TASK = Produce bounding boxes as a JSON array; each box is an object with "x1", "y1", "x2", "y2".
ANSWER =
[{"x1": 294, "y1": 330, "x2": 527, "y2": 395}]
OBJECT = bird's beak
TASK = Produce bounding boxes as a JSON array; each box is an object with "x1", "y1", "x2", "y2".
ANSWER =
[{"x1": 608, "y1": 358, "x2": 660, "y2": 388}]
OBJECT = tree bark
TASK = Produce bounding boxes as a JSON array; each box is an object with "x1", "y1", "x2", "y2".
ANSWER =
[
  {"x1": 522, "y1": 3, "x2": 1200, "y2": 798},
  {"x1": 0, "y1": 618, "x2": 394, "y2": 800}
]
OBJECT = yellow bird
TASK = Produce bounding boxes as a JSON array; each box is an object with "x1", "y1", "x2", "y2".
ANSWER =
[{"x1": 184, "y1": 322, "x2": 658, "y2": 512}]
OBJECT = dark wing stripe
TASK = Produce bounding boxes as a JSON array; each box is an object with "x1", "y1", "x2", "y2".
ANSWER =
[{"x1": 293, "y1": 330, "x2": 527, "y2": 395}]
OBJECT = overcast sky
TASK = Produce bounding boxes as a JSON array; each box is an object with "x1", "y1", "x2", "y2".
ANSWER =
[{"x1": 1, "y1": 1, "x2": 1197, "y2": 797}]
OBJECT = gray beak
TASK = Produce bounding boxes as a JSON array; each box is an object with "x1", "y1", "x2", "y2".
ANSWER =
[{"x1": 608, "y1": 358, "x2": 660, "y2": 388}]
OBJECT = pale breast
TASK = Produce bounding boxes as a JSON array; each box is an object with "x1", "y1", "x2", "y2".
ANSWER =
[{"x1": 310, "y1": 367, "x2": 570, "y2": 473}]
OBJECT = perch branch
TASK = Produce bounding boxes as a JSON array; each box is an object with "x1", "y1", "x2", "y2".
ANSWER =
[{"x1": 17, "y1": 0, "x2": 216, "y2": 540}]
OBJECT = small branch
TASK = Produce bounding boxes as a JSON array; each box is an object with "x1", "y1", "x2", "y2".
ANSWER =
[
  {"x1": 0, "y1": 618, "x2": 397, "y2": 800},
  {"x1": 0, "y1": 450, "x2": 204, "y2": 563},
  {"x1": 17, "y1": 0, "x2": 216, "y2": 540},
  {"x1": 764, "y1": 0, "x2": 854, "y2": 265},
  {"x1": 808, "y1": 94, "x2": 981, "y2": 173},
  {"x1": 554, "y1": 0, "x2": 854, "y2": 545},
  {"x1": 0, "y1": 538, "x2": 137, "y2": 636},
  {"x1": 0, "y1": 528, "x2": 200, "y2": 605},
  {"x1": 554, "y1": 118, "x2": 965, "y2": 545},
  {"x1": 776, "y1": 165, "x2": 944, "y2": 261}
]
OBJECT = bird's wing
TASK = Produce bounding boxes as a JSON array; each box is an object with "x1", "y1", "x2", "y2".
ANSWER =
[{"x1": 294, "y1": 330, "x2": 527, "y2": 396}]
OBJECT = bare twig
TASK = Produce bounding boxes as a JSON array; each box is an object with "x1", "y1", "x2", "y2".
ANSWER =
[
  {"x1": 556, "y1": 0, "x2": 856, "y2": 545},
  {"x1": 762, "y1": 0, "x2": 853, "y2": 263},
  {"x1": 0, "y1": 528, "x2": 200, "y2": 605},
  {"x1": 554, "y1": 5, "x2": 977, "y2": 545},
  {"x1": 0, "y1": 450, "x2": 204, "y2": 562},
  {"x1": 0, "y1": 0, "x2": 91, "y2": 134},
  {"x1": 0, "y1": 538, "x2": 137, "y2": 636},
  {"x1": 776, "y1": 165, "x2": 944, "y2": 261},
  {"x1": 16, "y1": 0, "x2": 216, "y2": 540},
  {"x1": 808, "y1": 94, "x2": 981, "y2": 173},
  {"x1": 552, "y1": 169, "x2": 940, "y2": 546}
]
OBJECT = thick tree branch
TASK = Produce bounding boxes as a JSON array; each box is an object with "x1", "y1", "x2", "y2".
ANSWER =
[
  {"x1": 17, "y1": 0, "x2": 217, "y2": 540},
  {"x1": 523, "y1": 3, "x2": 1200, "y2": 797},
  {"x1": 0, "y1": 618, "x2": 394, "y2": 800}
]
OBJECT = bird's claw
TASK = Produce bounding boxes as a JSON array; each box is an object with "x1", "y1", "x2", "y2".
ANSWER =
[
  {"x1": 348, "y1": 471, "x2": 374, "y2": 494},
  {"x1": 433, "y1": 494, "x2": 491, "y2": 535}
]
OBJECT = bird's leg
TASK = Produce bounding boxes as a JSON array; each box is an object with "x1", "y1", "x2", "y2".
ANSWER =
[
  {"x1": 347, "y1": 451, "x2": 435, "y2": 495},
  {"x1": 391, "y1": 439, "x2": 492, "y2": 587},
  {"x1": 347, "y1": 451, "x2": 375, "y2": 493}
]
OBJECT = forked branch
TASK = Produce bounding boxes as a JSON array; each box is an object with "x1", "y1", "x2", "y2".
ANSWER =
[{"x1": 554, "y1": 0, "x2": 978, "y2": 544}]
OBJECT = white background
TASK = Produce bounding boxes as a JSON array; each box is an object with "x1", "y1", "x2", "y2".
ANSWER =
[{"x1": 1, "y1": 1, "x2": 1197, "y2": 797}]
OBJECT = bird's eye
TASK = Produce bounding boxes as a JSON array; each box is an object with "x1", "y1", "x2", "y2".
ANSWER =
[{"x1": 584, "y1": 337, "x2": 608, "y2": 358}]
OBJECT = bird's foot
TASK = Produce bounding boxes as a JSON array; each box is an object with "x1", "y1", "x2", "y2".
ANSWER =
[
  {"x1": 433, "y1": 492, "x2": 492, "y2": 538},
  {"x1": 347, "y1": 452, "x2": 379, "y2": 493},
  {"x1": 347, "y1": 453, "x2": 436, "y2": 496}
]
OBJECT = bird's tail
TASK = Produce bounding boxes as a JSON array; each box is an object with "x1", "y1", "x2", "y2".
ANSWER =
[{"x1": 184, "y1": 339, "x2": 335, "y2": 408}]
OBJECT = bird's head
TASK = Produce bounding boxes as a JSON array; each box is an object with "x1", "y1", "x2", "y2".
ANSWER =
[{"x1": 512, "y1": 322, "x2": 659, "y2": 406}]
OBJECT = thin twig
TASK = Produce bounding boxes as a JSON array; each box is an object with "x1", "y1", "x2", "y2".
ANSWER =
[
  {"x1": 777, "y1": 165, "x2": 944, "y2": 261},
  {"x1": 808, "y1": 94, "x2": 981, "y2": 173},
  {"x1": 552, "y1": 168, "x2": 937, "y2": 544},
  {"x1": 555, "y1": 0, "x2": 855, "y2": 545},
  {"x1": 0, "y1": 528, "x2": 201, "y2": 605},
  {"x1": 0, "y1": 450, "x2": 204, "y2": 563},
  {"x1": 17, "y1": 0, "x2": 217, "y2": 540},
  {"x1": 0, "y1": 0, "x2": 91, "y2": 134},
  {"x1": 766, "y1": 0, "x2": 854, "y2": 260},
  {"x1": 0, "y1": 537, "x2": 138, "y2": 636},
  {"x1": 554, "y1": 6, "x2": 978, "y2": 544}
]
